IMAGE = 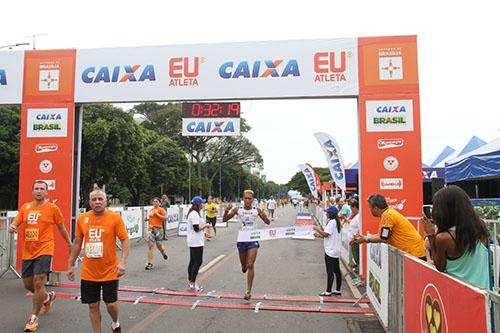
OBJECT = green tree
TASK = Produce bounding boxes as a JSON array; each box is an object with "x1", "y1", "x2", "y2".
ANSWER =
[
  {"x1": 81, "y1": 104, "x2": 148, "y2": 205},
  {"x1": 0, "y1": 105, "x2": 21, "y2": 209},
  {"x1": 287, "y1": 166, "x2": 330, "y2": 197}
]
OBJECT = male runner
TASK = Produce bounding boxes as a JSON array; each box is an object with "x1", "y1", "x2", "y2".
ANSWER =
[
  {"x1": 266, "y1": 196, "x2": 277, "y2": 220},
  {"x1": 144, "y1": 197, "x2": 168, "y2": 270},
  {"x1": 223, "y1": 189, "x2": 270, "y2": 300},
  {"x1": 205, "y1": 196, "x2": 218, "y2": 239},
  {"x1": 67, "y1": 189, "x2": 130, "y2": 333},
  {"x1": 9, "y1": 180, "x2": 71, "y2": 332}
]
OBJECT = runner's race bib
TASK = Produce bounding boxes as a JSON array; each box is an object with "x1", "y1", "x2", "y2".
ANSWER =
[
  {"x1": 85, "y1": 242, "x2": 104, "y2": 258},
  {"x1": 25, "y1": 228, "x2": 39, "y2": 241}
]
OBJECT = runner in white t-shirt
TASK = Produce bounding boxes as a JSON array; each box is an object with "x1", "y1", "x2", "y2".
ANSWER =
[
  {"x1": 186, "y1": 196, "x2": 211, "y2": 292},
  {"x1": 266, "y1": 197, "x2": 277, "y2": 220},
  {"x1": 223, "y1": 189, "x2": 271, "y2": 300},
  {"x1": 313, "y1": 205, "x2": 342, "y2": 296}
]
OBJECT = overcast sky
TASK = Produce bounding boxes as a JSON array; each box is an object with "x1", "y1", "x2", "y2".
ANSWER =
[{"x1": 3, "y1": 1, "x2": 499, "y2": 184}]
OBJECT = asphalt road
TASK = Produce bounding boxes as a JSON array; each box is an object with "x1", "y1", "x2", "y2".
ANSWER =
[{"x1": 0, "y1": 205, "x2": 384, "y2": 332}]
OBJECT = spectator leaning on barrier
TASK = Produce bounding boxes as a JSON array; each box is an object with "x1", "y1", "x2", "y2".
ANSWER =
[
  {"x1": 354, "y1": 194, "x2": 426, "y2": 260},
  {"x1": 421, "y1": 185, "x2": 490, "y2": 289}
]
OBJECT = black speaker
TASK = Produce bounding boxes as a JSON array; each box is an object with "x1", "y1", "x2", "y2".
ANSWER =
[{"x1": 431, "y1": 178, "x2": 445, "y2": 197}]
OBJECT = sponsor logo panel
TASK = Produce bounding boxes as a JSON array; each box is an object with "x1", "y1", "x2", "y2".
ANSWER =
[
  {"x1": 36, "y1": 179, "x2": 56, "y2": 190},
  {"x1": 379, "y1": 178, "x2": 403, "y2": 190},
  {"x1": 38, "y1": 60, "x2": 60, "y2": 91},
  {"x1": 379, "y1": 47, "x2": 403, "y2": 81},
  {"x1": 313, "y1": 51, "x2": 353, "y2": 84},
  {"x1": 377, "y1": 138, "x2": 404, "y2": 150},
  {"x1": 219, "y1": 59, "x2": 300, "y2": 79},
  {"x1": 169, "y1": 57, "x2": 204, "y2": 87},
  {"x1": 27, "y1": 108, "x2": 68, "y2": 138},
  {"x1": 39, "y1": 159, "x2": 53, "y2": 173},
  {"x1": 35, "y1": 143, "x2": 58, "y2": 153},
  {"x1": 182, "y1": 118, "x2": 240, "y2": 136},
  {"x1": 366, "y1": 100, "x2": 414, "y2": 132},
  {"x1": 81, "y1": 65, "x2": 156, "y2": 84},
  {"x1": 383, "y1": 156, "x2": 399, "y2": 171}
]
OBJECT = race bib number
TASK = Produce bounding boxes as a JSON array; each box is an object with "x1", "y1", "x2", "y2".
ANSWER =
[
  {"x1": 85, "y1": 242, "x2": 104, "y2": 258},
  {"x1": 25, "y1": 228, "x2": 39, "y2": 241}
]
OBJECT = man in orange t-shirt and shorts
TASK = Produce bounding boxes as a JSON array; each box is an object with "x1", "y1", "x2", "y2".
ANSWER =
[
  {"x1": 67, "y1": 189, "x2": 130, "y2": 333},
  {"x1": 9, "y1": 180, "x2": 72, "y2": 332},
  {"x1": 144, "y1": 197, "x2": 168, "y2": 270}
]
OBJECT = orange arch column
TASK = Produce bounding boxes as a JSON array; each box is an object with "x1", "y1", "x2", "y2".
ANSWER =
[{"x1": 357, "y1": 36, "x2": 422, "y2": 275}]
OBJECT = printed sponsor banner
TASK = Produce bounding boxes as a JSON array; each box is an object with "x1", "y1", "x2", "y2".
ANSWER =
[
  {"x1": 0, "y1": 51, "x2": 24, "y2": 104},
  {"x1": 367, "y1": 243, "x2": 389, "y2": 327},
  {"x1": 298, "y1": 163, "x2": 320, "y2": 199},
  {"x1": 237, "y1": 225, "x2": 313, "y2": 242},
  {"x1": 74, "y1": 39, "x2": 358, "y2": 103},
  {"x1": 182, "y1": 118, "x2": 240, "y2": 136},
  {"x1": 379, "y1": 178, "x2": 404, "y2": 190},
  {"x1": 404, "y1": 256, "x2": 489, "y2": 333},
  {"x1": 178, "y1": 222, "x2": 188, "y2": 236},
  {"x1": 366, "y1": 99, "x2": 414, "y2": 132},
  {"x1": 121, "y1": 209, "x2": 143, "y2": 239},
  {"x1": 167, "y1": 205, "x2": 180, "y2": 230},
  {"x1": 314, "y1": 132, "x2": 346, "y2": 192},
  {"x1": 27, "y1": 107, "x2": 68, "y2": 138}
]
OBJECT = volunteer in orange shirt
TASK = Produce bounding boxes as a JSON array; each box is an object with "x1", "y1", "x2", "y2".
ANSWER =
[
  {"x1": 67, "y1": 189, "x2": 130, "y2": 333},
  {"x1": 144, "y1": 197, "x2": 168, "y2": 270},
  {"x1": 8, "y1": 180, "x2": 71, "y2": 332},
  {"x1": 354, "y1": 193, "x2": 426, "y2": 259}
]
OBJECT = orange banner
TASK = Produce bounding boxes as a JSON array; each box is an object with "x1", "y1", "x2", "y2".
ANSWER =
[
  {"x1": 17, "y1": 50, "x2": 76, "y2": 272},
  {"x1": 358, "y1": 36, "x2": 422, "y2": 276}
]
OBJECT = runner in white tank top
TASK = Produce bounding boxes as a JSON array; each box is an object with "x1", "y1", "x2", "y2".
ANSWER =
[{"x1": 223, "y1": 189, "x2": 270, "y2": 300}]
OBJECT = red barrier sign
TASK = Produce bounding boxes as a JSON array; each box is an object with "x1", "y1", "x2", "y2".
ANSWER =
[{"x1": 404, "y1": 256, "x2": 489, "y2": 333}]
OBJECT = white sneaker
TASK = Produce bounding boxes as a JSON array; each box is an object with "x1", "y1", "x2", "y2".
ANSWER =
[
  {"x1": 193, "y1": 284, "x2": 203, "y2": 292},
  {"x1": 187, "y1": 282, "x2": 194, "y2": 290}
]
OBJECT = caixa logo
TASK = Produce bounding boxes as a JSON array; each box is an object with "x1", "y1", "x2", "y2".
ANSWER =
[
  {"x1": 322, "y1": 140, "x2": 344, "y2": 181},
  {"x1": 376, "y1": 105, "x2": 407, "y2": 113},
  {"x1": 81, "y1": 65, "x2": 156, "y2": 83},
  {"x1": 303, "y1": 167, "x2": 318, "y2": 192},
  {"x1": 186, "y1": 120, "x2": 236, "y2": 134},
  {"x1": 219, "y1": 59, "x2": 300, "y2": 79},
  {"x1": 0, "y1": 69, "x2": 6, "y2": 85}
]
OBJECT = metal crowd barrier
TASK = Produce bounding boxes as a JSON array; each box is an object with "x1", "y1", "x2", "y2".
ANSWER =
[{"x1": 0, "y1": 213, "x2": 20, "y2": 279}]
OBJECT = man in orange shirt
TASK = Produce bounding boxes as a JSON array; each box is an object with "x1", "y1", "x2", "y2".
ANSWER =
[
  {"x1": 67, "y1": 189, "x2": 130, "y2": 333},
  {"x1": 8, "y1": 180, "x2": 71, "y2": 332},
  {"x1": 354, "y1": 194, "x2": 425, "y2": 259},
  {"x1": 144, "y1": 197, "x2": 168, "y2": 270}
]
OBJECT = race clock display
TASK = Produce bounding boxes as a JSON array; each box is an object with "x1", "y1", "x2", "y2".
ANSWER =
[{"x1": 182, "y1": 102, "x2": 241, "y2": 118}]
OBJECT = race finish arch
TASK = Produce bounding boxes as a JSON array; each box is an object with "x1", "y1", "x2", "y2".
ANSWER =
[{"x1": 0, "y1": 36, "x2": 421, "y2": 273}]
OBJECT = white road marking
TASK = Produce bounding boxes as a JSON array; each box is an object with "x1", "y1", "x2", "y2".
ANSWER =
[{"x1": 199, "y1": 254, "x2": 226, "y2": 274}]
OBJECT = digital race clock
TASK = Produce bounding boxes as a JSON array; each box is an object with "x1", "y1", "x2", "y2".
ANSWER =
[{"x1": 181, "y1": 102, "x2": 241, "y2": 118}]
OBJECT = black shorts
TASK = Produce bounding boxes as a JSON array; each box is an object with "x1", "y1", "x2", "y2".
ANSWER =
[
  {"x1": 81, "y1": 279, "x2": 119, "y2": 304},
  {"x1": 21, "y1": 255, "x2": 52, "y2": 278},
  {"x1": 206, "y1": 216, "x2": 217, "y2": 226}
]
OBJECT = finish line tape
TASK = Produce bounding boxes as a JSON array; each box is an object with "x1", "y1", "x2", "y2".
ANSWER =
[
  {"x1": 32, "y1": 292, "x2": 375, "y2": 315},
  {"x1": 51, "y1": 283, "x2": 370, "y2": 304},
  {"x1": 237, "y1": 225, "x2": 314, "y2": 242}
]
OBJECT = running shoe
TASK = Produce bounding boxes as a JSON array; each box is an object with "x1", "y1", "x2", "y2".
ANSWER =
[
  {"x1": 187, "y1": 282, "x2": 195, "y2": 290},
  {"x1": 24, "y1": 315, "x2": 38, "y2": 332},
  {"x1": 145, "y1": 263, "x2": 153, "y2": 270},
  {"x1": 332, "y1": 290, "x2": 342, "y2": 296},
  {"x1": 244, "y1": 290, "x2": 252, "y2": 300},
  {"x1": 319, "y1": 291, "x2": 332, "y2": 296},
  {"x1": 42, "y1": 291, "x2": 56, "y2": 313},
  {"x1": 112, "y1": 325, "x2": 122, "y2": 333},
  {"x1": 193, "y1": 284, "x2": 203, "y2": 292},
  {"x1": 163, "y1": 253, "x2": 168, "y2": 260}
]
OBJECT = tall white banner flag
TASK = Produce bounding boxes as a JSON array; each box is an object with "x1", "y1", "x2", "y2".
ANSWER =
[
  {"x1": 298, "y1": 164, "x2": 320, "y2": 199},
  {"x1": 314, "y1": 132, "x2": 346, "y2": 192}
]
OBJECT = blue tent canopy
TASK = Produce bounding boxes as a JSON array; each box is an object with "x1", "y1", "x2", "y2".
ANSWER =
[{"x1": 445, "y1": 137, "x2": 500, "y2": 183}]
